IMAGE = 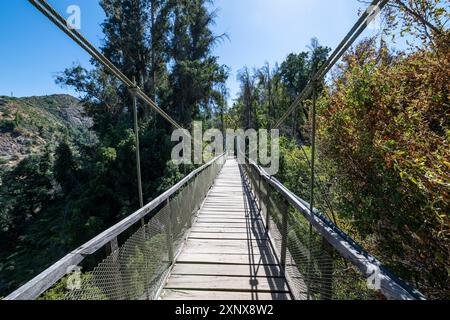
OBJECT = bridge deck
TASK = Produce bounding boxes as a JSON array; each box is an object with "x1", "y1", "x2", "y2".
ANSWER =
[{"x1": 160, "y1": 158, "x2": 292, "y2": 300}]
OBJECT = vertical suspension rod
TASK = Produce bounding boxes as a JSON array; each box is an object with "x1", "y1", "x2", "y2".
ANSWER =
[
  {"x1": 130, "y1": 78, "x2": 144, "y2": 223},
  {"x1": 307, "y1": 85, "x2": 318, "y2": 300}
]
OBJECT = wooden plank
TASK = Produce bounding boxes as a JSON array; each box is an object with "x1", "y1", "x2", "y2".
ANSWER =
[
  {"x1": 191, "y1": 227, "x2": 248, "y2": 233},
  {"x1": 183, "y1": 241, "x2": 275, "y2": 255},
  {"x1": 204, "y1": 202, "x2": 245, "y2": 205},
  {"x1": 205, "y1": 201, "x2": 246, "y2": 204},
  {"x1": 197, "y1": 215, "x2": 254, "y2": 219},
  {"x1": 200, "y1": 208, "x2": 248, "y2": 212},
  {"x1": 183, "y1": 246, "x2": 273, "y2": 255},
  {"x1": 204, "y1": 201, "x2": 246, "y2": 204},
  {"x1": 208, "y1": 192, "x2": 244, "y2": 194},
  {"x1": 203, "y1": 201, "x2": 246, "y2": 204},
  {"x1": 194, "y1": 222, "x2": 252, "y2": 228},
  {"x1": 204, "y1": 199, "x2": 248, "y2": 205},
  {"x1": 195, "y1": 221, "x2": 261, "y2": 225},
  {"x1": 207, "y1": 194, "x2": 244, "y2": 196},
  {"x1": 160, "y1": 289, "x2": 291, "y2": 300},
  {"x1": 191, "y1": 225, "x2": 262, "y2": 231},
  {"x1": 171, "y1": 264, "x2": 283, "y2": 278},
  {"x1": 195, "y1": 220, "x2": 256, "y2": 225},
  {"x1": 197, "y1": 212, "x2": 249, "y2": 216},
  {"x1": 196, "y1": 216, "x2": 259, "y2": 221},
  {"x1": 185, "y1": 239, "x2": 270, "y2": 247},
  {"x1": 189, "y1": 232, "x2": 268, "y2": 240},
  {"x1": 207, "y1": 198, "x2": 244, "y2": 200},
  {"x1": 198, "y1": 216, "x2": 261, "y2": 222},
  {"x1": 165, "y1": 275, "x2": 290, "y2": 293},
  {"x1": 197, "y1": 214, "x2": 251, "y2": 218},
  {"x1": 176, "y1": 253, "x2": 278, "y2": 265}
]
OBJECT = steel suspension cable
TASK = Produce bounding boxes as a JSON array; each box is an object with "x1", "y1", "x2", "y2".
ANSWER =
[
  {"x1": 274, "y1": 0, "x2": 389, "y2": 129},
  {"x1": 270, "y1": 0, "x2": 389, "y2": 229},
  {"x1": 29, "y1": 0, "x2": 182, "y2": 130}
]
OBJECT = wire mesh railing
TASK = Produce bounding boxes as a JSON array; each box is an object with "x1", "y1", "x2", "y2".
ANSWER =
[
  {"x1": 239, "y1": 158, "x2": 425, "y2": 300},
  {"x1": 5, "y1": 154, "x2": 226, "y2": 300}
]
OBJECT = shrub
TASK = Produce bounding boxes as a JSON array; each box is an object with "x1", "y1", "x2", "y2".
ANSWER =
[{"x1": 317, "y1": 34, "x2": 449, "y2": 298}]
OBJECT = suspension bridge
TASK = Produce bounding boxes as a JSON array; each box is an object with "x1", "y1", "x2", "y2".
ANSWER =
[{"x1": 4, "y1": 0, "x2": 427, "y2": 300}]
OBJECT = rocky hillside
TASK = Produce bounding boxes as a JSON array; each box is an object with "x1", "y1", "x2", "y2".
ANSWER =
[{"x1": 0, "y1": 94, "x2": 94, "y2": 169}]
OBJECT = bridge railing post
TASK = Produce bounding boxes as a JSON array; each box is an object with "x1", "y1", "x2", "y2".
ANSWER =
[
  {"x1": 265, "y1": 179, "x2": 271, "y2": 232},
  {"x1": 129, "y1": 77, "x2": 144, "y2": 223},
  {"x1": 107, "y1": 236, "x2": 124, "y2": 300},
  {"x1": 320, "y1": 236, "x2": 334, "y2": 300},
  {"x1": 165, "y1": 199, "x2": 175, "y2": 264},
  {"x1": 280, "y1": 199, "x2": 289, "y2": 271},
  {"x1": 307, "y1": 84, "x2": 318, "y2": 300},
  {"x1": 258, "y1": 172, "x2": 262, "y2": 213}
]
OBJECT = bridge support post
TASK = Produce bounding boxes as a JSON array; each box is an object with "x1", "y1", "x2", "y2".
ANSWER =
[
  {"x1": 264, "y1": 180, "x2": 271, "y2": 232},
  {"x1": 130, "y1": 77, "x2": 145, "y2": 227},
  {"x1": 320, "y1": 237, "x2": 334, "y2": 300},
  {"x1": 280, "y1": 199, "x2": 289, "y2": 271},
  {"x1": 258, "y1": 172, "x2": 262, "y2": 212},
  {"x1": 165, "y1": 199, "x2": 175, "y2": 264},
  {"x1": 131, "y1": 78, "x2": 151, "y2": 299},
  {"x1": 307, "y1": 84, "x2": 318, "y2": 300},
  {"x1": 107, "y1": 237, "x2": 124, "y2": 300}
]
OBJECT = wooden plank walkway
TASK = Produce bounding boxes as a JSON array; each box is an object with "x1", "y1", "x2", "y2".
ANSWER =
[{"x1": 160, "y1": 158, "x2": 292, "y2": 300}]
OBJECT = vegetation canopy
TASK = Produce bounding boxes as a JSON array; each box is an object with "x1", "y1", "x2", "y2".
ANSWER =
[{"x1": 0, "y1": 0, "x2": 448, "y2": 299}]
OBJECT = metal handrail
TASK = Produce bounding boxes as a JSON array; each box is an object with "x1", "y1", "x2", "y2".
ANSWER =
[
  {"x1": 5, "y1": 154, "x2": 226, "y2": 300},
  {"x1": 239, "y1": 156, "x2": 426, "y2": 300}
]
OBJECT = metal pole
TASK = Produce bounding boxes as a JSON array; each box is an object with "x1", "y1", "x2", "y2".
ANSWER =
[
  {"x1": 307, "y1": 85, "x2": 317, "y2": 300},
  {"x1": 131, "y1": 78, "x2": 144, "y2": 219},
  {"x1": 280, "y1": 199, "x2": 289, "y2": 271},
  {"x1": 107, "y1": 237, "x2": 124, "y2": 300},
  {"x1": 321, "y1": 237, "x2": 334, "y2": 300},
  {"x1": 166, "y1": 199, "x2": 175, "y2": 264},
  {"x1": 258, "y1": 173, "x2": 262, "y2": 212},
  {"x1": 131, "y1": 78, "x2": 150, "y2": 299},
  {"x1": 265, "y1": 180, "x2": 271, "y2": 232}
]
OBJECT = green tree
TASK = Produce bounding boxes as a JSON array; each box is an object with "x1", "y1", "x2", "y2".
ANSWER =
[
  {"x1": 236, "y1": 67, "x2": 257, "y2": 130},
  {"x1": 317, "y1": 33, "x2": 449, "y2": 298},
  {"x1": 167, "y1": 0, "x2": 228, "y2": 127},
  {"x1": 54, "y1": 141, "x2": 77, "y2": 194},
  {"x1": 278, "y1": 38, "x2": 330, "y2": 140},
  {"x1": 0, "y1": 148, "x2": 53, "y2": 237}
]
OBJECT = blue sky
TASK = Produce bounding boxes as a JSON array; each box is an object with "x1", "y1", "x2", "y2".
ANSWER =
[{"x1": 0, "y1": 0, "x2": 379, "y2": 101}]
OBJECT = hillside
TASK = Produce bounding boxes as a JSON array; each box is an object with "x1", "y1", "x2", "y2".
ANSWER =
[{"x1": 0, "y1": 94, "x2": 94, "y2": 169}]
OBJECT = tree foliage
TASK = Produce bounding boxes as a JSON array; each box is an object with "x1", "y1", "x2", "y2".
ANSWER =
[
  {"x1": 228, "y1": 2, "x2": 448, "y2": 298},
  {"x1": 0, "y1": 0, "x2": 227, "y2": 297},
  {"x1": 317, "y1": 33, "x2": 449, "y2": 298},
  {"x1": 231, "y1": 38, "x2": 330, "y2": 139}
]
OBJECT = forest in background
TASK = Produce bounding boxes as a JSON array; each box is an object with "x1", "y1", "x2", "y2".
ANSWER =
[{"x1": 0, "y1": 0, "x2": 448, "y2": 299}]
